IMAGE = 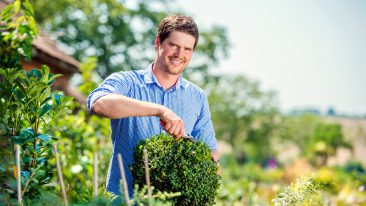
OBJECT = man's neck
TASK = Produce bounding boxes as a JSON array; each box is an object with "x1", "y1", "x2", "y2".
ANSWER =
[{"x1": 152, "y1": 64, "x2": 180, "y2": 90}]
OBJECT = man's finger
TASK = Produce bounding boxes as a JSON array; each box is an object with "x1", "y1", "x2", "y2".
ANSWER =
[
  {"x1": 172, "y1": 122, "x2": 182, "y2": 137},
  {"x1": 211, "y1": 150, "x2": 220, "y2": 162},
  {"x1": 163, "y1": 120, "x2": 172, "y2": 131},
  {"x1": 167, "y1": 123, "x2": 178, "y2": 136}
]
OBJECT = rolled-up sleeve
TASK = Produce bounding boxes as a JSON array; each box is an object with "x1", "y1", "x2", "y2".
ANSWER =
[
  {"x1": 191, "y1": 92, "x2": 217, "y2": 151},
  {"x1": 87, "y1": 72, "x2": 132, "y2": 113}
]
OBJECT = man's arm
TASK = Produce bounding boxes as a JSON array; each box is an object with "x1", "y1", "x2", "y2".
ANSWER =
[
  {"x1": 92, "y1": 94, "x2": 163, "y2": 118},
  {"x1": 91, "y1": 94, "x2": 185, "y2": 139}
]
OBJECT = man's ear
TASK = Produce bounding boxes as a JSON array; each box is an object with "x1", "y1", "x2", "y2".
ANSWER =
[{"x1": 154, "y1": 36, "x2": 160, "y2": 50}]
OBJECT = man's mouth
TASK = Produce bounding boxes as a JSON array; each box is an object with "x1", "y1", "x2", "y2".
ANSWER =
[{"x1": 169, "y1": 57, "x2": 183, "y2": 66}]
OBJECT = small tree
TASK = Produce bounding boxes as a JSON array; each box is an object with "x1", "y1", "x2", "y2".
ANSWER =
[
  {"x1": 0, "y1": 66, "x2": 72, "y2": 202},
  {"x1": 0, "y1": 0, "x2": 72, "y2": 203},
  {"x1": 131, "y1": 133, "x2": 220, "y2": 206}
]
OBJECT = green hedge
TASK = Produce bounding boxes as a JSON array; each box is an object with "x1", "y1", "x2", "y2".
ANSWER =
[{"x1": 131, "y1": 133, "x2": 220, "y2": 206}]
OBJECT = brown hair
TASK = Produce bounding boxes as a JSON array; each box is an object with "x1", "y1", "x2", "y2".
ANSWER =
[{"x1": 157, "y1": 14, "x2": 199, "y2": 49}]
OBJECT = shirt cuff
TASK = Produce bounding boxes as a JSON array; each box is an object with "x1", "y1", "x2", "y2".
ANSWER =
[{"x1": 87, "y1": 92, "x2": 111, "y2": 114}]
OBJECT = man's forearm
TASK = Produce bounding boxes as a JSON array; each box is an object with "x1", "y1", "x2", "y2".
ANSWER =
[{"x1": 91, "y1": 94, "x2": 164, "y2": 119}]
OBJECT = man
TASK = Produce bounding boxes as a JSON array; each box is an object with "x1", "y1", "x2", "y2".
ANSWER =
[{"x1": 87, "y1": 14, "x2": 219, "y2": 195}]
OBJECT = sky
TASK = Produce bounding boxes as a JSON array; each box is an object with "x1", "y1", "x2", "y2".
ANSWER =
[{"x1": 177, "y1": 0, "x2": 366, "y2": 115}]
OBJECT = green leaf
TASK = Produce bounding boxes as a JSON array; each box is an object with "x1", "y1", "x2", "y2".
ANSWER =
[
  {"x1": 22, "y1": 1, "x2": 34, "y2": 16},
  {"x1": 37, "y1": 157, "x2": 47, "y2": 164},
  {"x1": 13, "y1": 0, "x2": 21, "y2": 13},
  {"x1": 48, "y1": 73, "x2": 63, "y2": 84},
  {"x1": 37, "y1": 134, "x2": 51, "y2": 142},
  {"x1": 14, "y1": 79, "x2": 26, "y2": 95},
  {"x1": 41, "y1": 96, "x2": 52, "y2": 105},
  {"x1": 62, "y1": 96, "x2": 73, "y2": 104},
  {"x1": 22, "y1": 156, "x2": 33, "y2": 163},
  {"x1": 11, "y1": 135, "x2": 26, "y2": 144},
  {"x1": 23, "y1": 70, "x2": 30, "y2": 78},
  {"x1": 1, "y1": 4, "x2": 13, "y2": 19},
  {"x1": 38, "y1": 103, "x2": 52, "y2": 117},
  {"x1": 51, "y1": 136, "x2": 59, "y2": 141},
  {"x1": 36, "y1": 169, "x2": 45, "y2": 177},
  {"x1": 0, "y1": 83, "x2": 6, "y2": 94},
  {"x1": 54, "y1": 94, "x2": 62, "y2": 105},
  {"x1": 32, "y1": 178, "x2": 39, "y2": 184},
  {"x1": 11, "y1": 88, "x2": 21, "y2": 100},
  {"x1": 28, "y1": 146, "x2": 35, "y2": 153},
  {"x1": 29, "y1": 116, "x2": 37, "y2": 125},
  {"x1": 20, "y1": 128, "x2": 34, "y2": 138},
  {"x1": 40, "y1": 176, "x2": 51, "y2": 184},
  {"x1": 29, "y1": 69, "x2": 41, "y2": 80},
  {"x1": 21, "y1": 171, "x2": 30, "y2": 179}
]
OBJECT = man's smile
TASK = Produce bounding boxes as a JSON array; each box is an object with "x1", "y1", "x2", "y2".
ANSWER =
[{"x1": 169, "y1": 57, "x2": 184, "y2": 66}]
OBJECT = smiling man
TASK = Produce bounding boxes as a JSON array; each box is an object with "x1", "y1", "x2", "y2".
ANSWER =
[{"x1": 87, "y1": 14, "x2": 219, "y2": 196}]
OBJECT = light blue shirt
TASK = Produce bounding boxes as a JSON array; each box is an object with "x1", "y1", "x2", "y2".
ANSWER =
[{"x1": 87, "y1": 64, "x2": 217, "y2": 195}]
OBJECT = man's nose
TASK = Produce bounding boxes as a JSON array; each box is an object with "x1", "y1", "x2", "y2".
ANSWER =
[{"x1": 173, "y1": 47, "x2": 184, "y2": 57}]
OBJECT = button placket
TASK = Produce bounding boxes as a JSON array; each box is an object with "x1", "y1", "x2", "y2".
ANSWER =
[
  {"x1": 160, "y1": 87, "x2": 176, "y2": 133},
  {"x1": 160, "y1": 91, "x2": 167, "y2": 134}
]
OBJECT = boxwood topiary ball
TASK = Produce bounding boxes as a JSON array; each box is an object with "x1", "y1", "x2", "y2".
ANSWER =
[{"x1": 130, "y1": 133, "x2": 220, "y2": 206}]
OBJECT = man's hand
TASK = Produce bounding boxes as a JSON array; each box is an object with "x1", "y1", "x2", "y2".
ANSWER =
[
  {"x1": 211, "y1": 150, "x2": 220, "y2": 174},
  {"x1": 211, "y1": 150, "x2": 220, "y2": 163},
  {"x1": 159, "y1": 108, "x2": 185, "y2": 140}
]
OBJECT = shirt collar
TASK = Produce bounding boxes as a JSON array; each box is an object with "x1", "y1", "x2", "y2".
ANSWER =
[{"x1": 143, "y1": 63, "x2": 187, "y2": 90}]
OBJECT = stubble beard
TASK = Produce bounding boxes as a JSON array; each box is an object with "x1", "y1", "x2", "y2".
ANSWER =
[
  {"x1": 157, "y1": 57, "x2": 185, "y2": 76},
  {"x1": 164, "y1": 64, "x2": 183, "y2": 75}
]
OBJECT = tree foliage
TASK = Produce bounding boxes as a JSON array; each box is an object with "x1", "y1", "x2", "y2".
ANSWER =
[
  {"x1": 308, "y1": 122, "x2": 352, "y2": 166},
  {"x1": 206, "y1": 75, "x2": 279, "y2": 162},
  {"x1": 277, "y1": 114, "x2": 353, "y2": 166},
  {"x1": 29, "y1": 0, "x2": 229, "y2": 80},
  {"x1": 277, "y1": 114, "x2": 321, "y2": 156},
  {"x1": 0, "y1": 0, "x2": 37, "y2": 68}
]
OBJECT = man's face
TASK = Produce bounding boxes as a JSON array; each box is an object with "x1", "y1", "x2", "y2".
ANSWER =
[{"x1": 154, "y1": 31, "x2": 195, "y2": 75}]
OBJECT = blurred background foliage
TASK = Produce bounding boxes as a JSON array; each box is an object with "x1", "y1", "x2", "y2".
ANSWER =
[
  {"x1": 1, "y1": 0, "x2": 366, "y2": 205},
  {"x1": 29, "y1": 0, "x2": 229, "y2": 81}
]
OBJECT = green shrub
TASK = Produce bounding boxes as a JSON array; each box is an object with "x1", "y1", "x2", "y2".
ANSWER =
[
  {"x1": 131, "y1": 133, "x2": 220, "y2": 206},
  {"x1": 127, "y1": 185, "x2": 180, "y2": 206},
  {"x1": 0, "y1": 66, "x2": 72, "y2": 201},
  {"x1": 272, "y1": 174, "x2": 334, "y2": 206}
]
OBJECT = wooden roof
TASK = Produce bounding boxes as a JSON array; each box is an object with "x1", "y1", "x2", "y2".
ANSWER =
[{"x1": 32, "y1": 34, "x2": 80, "y2": 73}]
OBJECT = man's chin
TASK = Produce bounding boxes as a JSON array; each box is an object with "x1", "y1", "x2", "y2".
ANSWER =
[{"x1": 166, "y1": 67, "x2": 184, "y2": 75}]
